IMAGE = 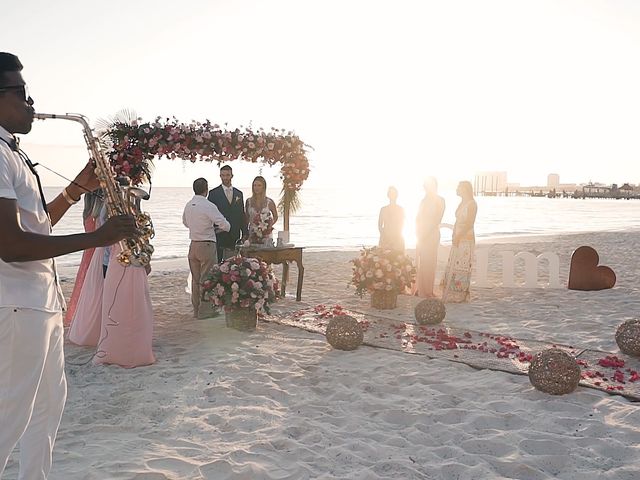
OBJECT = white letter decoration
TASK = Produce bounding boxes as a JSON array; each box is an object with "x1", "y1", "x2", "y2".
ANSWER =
[{"x1": 473, "y1": 248, "x2": 561, "y2": 289}]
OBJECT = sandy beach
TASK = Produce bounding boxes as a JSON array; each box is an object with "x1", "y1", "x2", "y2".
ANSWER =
[{"x1": 4, "y1": 231, "x2": 640, "y2": 480}]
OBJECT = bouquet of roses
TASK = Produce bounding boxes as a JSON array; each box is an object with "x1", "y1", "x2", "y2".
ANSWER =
[
  {"x1": 350, "y1": 246, "x2": 416, "y2": 297},
  {"x1": 249, "y1": 210, "x2": 274, "y2": 244},
  {"x1": 201, "y1": 255, "x2": 278, "y2": 313}
]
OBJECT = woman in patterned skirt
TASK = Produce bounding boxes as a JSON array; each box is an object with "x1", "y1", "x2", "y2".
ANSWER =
[{"x1": 442, "y1": 181, "x2": 477, "y2": 303}]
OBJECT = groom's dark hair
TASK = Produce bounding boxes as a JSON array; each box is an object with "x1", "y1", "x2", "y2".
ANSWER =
[
  {"x1": 220, "y1": 165, "x2": 232, "y2": 173},
  {"x1": 193, "y1": 177, "x2": 208, "y2": 195}
]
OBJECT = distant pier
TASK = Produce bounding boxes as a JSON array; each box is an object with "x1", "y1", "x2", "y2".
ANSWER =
[{"x1": 477, "y1": 184, "x2": 640, "y2": 200}]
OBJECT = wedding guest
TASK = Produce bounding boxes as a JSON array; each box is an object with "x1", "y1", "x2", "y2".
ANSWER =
[
  {"x1": 0, "y1": 52, "x2": 138, "y2": 479},
  {"x1": 183, "y1": 177, "x2": 230, "y2": 318},
  {"x1": 415, "y1": 177, "x2": 445, "y2": 297},
  {"x1": 245, "y1": 175, "x2": 278, "y2": 245},
  {"x1": 207, "y1": 165, "x2": 247, "y2": 261},
  {"x1": 378, "y1": 186, "x2": 405, "y2": 253},
  {"x1": 442, "y1": 180, "x2": 477, "y2": 303}
]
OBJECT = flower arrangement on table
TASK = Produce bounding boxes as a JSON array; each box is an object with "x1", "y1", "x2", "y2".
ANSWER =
[
  {"x1": 350, "y1": 247, "x2": 416, "y2": 297},
  {"x1": 201, "y1": 256, "x2": 278, "y2": 313},
  {"x1": 249, "y1": 210, "x2": 274, "y2": 245}
]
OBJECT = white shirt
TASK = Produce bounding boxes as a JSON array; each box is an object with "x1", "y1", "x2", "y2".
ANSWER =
[
  {"x1": 0, "y1": 126, "x2": 64, "y2": 312},
  {"x1": 182, "y1": 194, "x2": 230, "y2": 241},
  {"x1": 222, "y1": 184, "x2": 234, "y2": 202}
]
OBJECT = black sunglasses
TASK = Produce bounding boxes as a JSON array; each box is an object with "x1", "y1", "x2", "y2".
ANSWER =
[{"x1": 0, "y1": 84, "x2": 31, "y2": 102}]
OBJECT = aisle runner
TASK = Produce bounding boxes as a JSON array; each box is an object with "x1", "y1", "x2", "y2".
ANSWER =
[{"x1": 264, "y1": 302, "x2": 640, "y2": 401}]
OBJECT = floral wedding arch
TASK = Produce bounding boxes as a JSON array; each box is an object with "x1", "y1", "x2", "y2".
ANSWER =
[{"x1": 101, "y1": 115, "x2": 310, "y2": 230}]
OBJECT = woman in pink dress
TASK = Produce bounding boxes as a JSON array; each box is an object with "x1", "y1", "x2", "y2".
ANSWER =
[
  {"x1": 415, "y1": 177, "x2": 445, "y2": 297},
  {"x1": 94, "y1": 243, "x2": 155, "y2": 368}
]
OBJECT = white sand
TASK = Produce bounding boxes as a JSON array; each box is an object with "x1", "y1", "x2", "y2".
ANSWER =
[{"x1": 5, "y1": 231, "x2": 640, "y2": 479}]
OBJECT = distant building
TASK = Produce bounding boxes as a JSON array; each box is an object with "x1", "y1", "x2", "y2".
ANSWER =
[
  {"x1": 474, "y1": 171, "x2": 507, "y2": 195},
  {"x1": 547, "y1": 173, "x2": 560, "y2": 189}
]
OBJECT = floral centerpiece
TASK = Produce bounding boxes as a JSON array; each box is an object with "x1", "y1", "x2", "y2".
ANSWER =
[
  {"x1": 201, "y1": 256, "x2": 278, "y2": 314},
  {"x1": 351, "y1": 247, "x2": 416, "y2": 298},
  {"x1": 249, "y1": 210, "x2": 274, "y2": 245}
]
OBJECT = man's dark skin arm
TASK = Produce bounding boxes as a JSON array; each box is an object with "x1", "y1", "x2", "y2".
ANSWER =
[
  {"x1": 0, "y1": 198, "x2": 138, "y2": 263},
  {"x1": 46, "y1": 162, "x2": 96, "y2": 226}
]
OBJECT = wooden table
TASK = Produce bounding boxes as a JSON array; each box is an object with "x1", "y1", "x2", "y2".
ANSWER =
[{"x1": 240, "y1": 246, "x2": 305, "y2": 301}]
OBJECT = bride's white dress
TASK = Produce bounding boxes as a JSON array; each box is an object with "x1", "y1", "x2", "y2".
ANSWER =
[{"x1": 246, "y1": 198, "x2": 274, "y2": 245}]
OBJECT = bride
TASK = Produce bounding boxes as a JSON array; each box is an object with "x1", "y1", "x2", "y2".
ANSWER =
[{"x1": 245, "y1": 175, "x2": 278, "y2": 245}]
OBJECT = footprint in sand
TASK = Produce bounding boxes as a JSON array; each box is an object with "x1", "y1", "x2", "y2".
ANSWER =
[
  {"x1": 518, "y1": 438, "x2": 569, "y2": 456},
  {"x1": 146, "y1": 458, "x2": 199, "y2": 478}
]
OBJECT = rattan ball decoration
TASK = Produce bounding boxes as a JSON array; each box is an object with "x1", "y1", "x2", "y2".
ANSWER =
[
  {"x1": 615, "y1": 319, "x2": 640, "y2": 357},
  {"x1": 528, "y1": 348, "x2": 581, "y2": 395},
  {"x1": 325, "y1": 315, "x2": 364, "y2": 351},
  {"x1": 414, "y1": 298, "x2": 446, "y2": 325}
]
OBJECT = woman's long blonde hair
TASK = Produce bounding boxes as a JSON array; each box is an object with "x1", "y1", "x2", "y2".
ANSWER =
[{"x1": 251, "y1": 176, "x2": 268, "y2": 205}]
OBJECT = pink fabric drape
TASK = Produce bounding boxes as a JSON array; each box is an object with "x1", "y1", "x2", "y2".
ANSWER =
[
  {"x1": 67, "y1": 247, "x2": 104, "y2": 346},
  {"x1": 94, "y1": 246, "x2": 155, "y2": 368},
  {"x1": 64, "y1": 216, "x2": 96, "y2": 326}
]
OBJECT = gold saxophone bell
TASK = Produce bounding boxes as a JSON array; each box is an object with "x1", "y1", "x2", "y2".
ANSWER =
[{"x1": 34, "y1": 113, "x2": 155, "y2": 267}]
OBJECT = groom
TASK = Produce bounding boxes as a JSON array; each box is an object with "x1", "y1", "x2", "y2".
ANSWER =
[{"x1": 207, "y1": 165, "x2": 247, "y2": 261}]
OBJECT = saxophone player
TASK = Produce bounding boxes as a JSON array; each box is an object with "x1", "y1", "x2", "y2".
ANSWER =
[{"x1": 0, "y1": 52, "x2": 139, "y2": 480}]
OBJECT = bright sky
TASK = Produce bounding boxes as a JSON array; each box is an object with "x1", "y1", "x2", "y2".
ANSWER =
[{"x1": 4, "y1": 0, "x2": 640, "y2": 191}]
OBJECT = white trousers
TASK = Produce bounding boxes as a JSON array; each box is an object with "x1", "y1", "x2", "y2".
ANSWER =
[{"x1": 0, "y1": 308, "x2": 67, "y2": 480}]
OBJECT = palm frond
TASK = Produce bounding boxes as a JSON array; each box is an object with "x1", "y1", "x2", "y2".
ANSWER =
[
  {"x1": 94, "y1": 108, "x2": 139, "y2": 134},
  {"x1": 278, "y1": 188, "x2": 301, "y2": 216}
]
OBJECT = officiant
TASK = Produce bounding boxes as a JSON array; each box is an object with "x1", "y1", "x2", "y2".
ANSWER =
[{"x1": 207, "y1": 165, "x2": 248, "y2": 261}]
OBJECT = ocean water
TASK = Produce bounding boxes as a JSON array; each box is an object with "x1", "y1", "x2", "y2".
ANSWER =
[{"x1": 45, "y1": 186, "x2": 640, "y2": 267}]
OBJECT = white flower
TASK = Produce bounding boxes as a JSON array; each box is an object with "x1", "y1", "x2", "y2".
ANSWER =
[{"x1": 231, "y1": 282, "x2": 239, "y2": 291}]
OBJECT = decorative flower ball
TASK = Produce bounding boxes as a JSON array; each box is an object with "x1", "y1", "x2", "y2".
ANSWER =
[
  {"x1": 528, "y1": 348, "x2": 581, "y2": 395},
  {"x1": 615, "y1": 319, "x2": 640, "y2": 357},
  {"x1": 414, "y1": 298, "x2": 446, "y2": 325},
  {"x1": 325, "y1": 315, "x2": 364, "y2": 351}
]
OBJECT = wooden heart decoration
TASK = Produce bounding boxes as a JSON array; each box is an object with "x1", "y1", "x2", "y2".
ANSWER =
[{"x1": 568, "y1": 246, "x2": 616, "y2": 291}]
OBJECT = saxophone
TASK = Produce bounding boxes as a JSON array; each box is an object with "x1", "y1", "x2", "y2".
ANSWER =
[{"x1": 34, "y1": 113, "x2": 154, "y2": 267}]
